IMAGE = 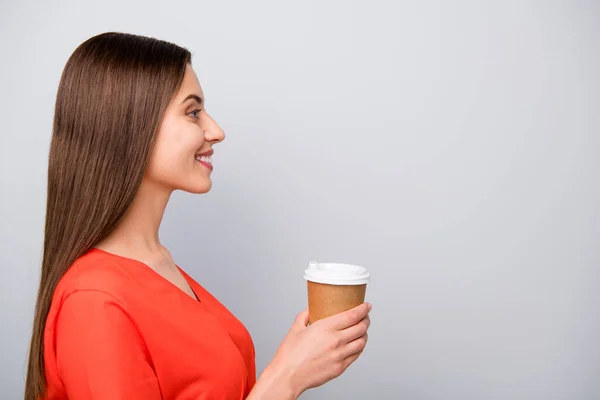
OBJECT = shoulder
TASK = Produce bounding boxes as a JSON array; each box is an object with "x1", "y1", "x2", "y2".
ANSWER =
[
  {"x1": 45, "y1": 249, "x2": 147, "y2": 347},
  {"x1": 51, "y1": 248, "x2": 137, "y2": 308}
]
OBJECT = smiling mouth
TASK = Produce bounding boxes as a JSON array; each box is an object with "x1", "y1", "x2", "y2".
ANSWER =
[
  {"x1": 195, "y1": 154, "x2": 213, "y2": 170},
  {"x1": 195, "y1": 154, "x2": 212, "y2": 164}
]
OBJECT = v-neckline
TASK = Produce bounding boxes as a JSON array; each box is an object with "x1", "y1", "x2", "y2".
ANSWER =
[{"x1": 89, "y1": 247, "x2": 202, "y2": 304}]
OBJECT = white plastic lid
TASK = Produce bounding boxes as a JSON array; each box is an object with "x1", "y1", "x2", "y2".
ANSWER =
[{"x1": 304, "y1": 261, "x2": 370, "y2": 285}]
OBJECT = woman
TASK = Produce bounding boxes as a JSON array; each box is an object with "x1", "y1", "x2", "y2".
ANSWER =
[{"x1": 24, "y1": 32, "x2": 372, "y2": 400}]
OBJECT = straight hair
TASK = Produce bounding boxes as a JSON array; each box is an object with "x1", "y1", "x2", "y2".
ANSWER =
[{"x1": 25, "y1": 31, "x2": 192, "y2": 399}]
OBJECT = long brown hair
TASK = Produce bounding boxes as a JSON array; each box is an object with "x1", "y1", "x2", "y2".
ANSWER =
[{"x1": 25, "y1": 32, "x2": 191, "y2": 399}]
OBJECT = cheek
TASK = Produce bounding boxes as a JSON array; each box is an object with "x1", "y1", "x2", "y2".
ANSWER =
[
  {"x1": 169, "y1": 120, "x2": 205, "y2": 155},
  {"x1": 146, "y1": 122, "x2": 204, "y2": 182}
]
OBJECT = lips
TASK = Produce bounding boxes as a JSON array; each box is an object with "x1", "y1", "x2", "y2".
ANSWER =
[
  {"x1": 195, "y1": 149, "x2": 214, "y2": 170},
  {"x1": 195, "y1": 154, "x2": 212, "y2": 164}
]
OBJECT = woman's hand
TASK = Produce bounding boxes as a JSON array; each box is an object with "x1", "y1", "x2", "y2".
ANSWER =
[{"x1": 267, "y1": 302, "x2": 372, "y2": 397}]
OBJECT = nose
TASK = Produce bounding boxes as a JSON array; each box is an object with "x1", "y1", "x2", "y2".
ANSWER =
[{"x1": 203, "y1": 112, "x2": 225, "y2": 143}]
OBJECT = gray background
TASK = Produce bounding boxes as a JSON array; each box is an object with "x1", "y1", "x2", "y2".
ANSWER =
[{"x1": 1, "y1": 1, "x2": 599, "y2": 399}]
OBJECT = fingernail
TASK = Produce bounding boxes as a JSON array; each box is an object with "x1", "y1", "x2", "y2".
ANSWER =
[{"x1": 367, "y1": 303, "x2": 372, "y2": 311}]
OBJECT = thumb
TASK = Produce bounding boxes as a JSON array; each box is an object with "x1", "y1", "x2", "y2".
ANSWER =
[{"x1": 292, "y1": 309, "x2": 309, "y2": 331}]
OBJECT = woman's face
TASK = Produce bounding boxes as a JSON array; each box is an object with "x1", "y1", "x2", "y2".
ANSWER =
[{"x1": 145, "y1": 64, "x2": 225, "y2": 194}]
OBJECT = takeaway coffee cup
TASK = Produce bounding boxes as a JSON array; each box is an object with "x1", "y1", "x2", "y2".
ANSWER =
[{"x1": 304, "y1": 261, "x2": 370, "y2": 324}]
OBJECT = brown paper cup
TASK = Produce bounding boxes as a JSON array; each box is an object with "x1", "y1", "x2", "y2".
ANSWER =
[
  {"x1": 304, "y1": 261, "x2": 370, "y2": 324},
  {"x1": 307, "y1": 281, "x2": 367, "y2": 324}
]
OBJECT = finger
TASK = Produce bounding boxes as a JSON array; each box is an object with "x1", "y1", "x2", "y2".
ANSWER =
[
  {"x1": 339, "y1": 316, "x2": 370, "y2": 343},
  {"x1": 359, "y1": 332, "x2": 369, "y2": 354},
  {"x1": 291, "y1": 309, "x2": 309, "y2": 332},
  {"x1": 340, "y1": 350, "x2": 361, "y2": 373},
  {"x1": 339, "y1": 333, "x2": 368, "y2": 360},
  {"x1": 325, "y1": 302, "x2": 371, "y2": 331}
]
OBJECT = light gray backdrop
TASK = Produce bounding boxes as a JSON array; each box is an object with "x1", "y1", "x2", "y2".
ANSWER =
[{"x1": 1, "y1": 1, "x2": 599, "y2": 399}]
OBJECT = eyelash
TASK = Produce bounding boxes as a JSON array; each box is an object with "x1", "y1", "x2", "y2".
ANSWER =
[{"x1": 188, "y1": 109, "x2": 202, "y2": 119}]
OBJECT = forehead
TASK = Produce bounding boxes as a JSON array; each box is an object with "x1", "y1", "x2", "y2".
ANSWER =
[{"x1": 173, "y1": 64, "x2": 204, "y2": 102}]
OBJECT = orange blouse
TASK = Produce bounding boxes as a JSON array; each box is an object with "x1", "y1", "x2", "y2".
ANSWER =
[{"x1": 42, "y1": 248, "x2": 256, "y2": 399}]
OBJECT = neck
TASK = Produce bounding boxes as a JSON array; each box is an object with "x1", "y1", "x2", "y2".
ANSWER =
[{"x1": 97, "y1": 178, "x2": 172, "y2": 255}]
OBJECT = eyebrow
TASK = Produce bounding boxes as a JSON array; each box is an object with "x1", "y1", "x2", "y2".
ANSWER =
[{"x1": 181, "y1": 94, "x2": 203, "y2": 105}]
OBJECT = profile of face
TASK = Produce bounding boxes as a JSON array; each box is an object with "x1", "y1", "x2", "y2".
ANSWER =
[{"x1": 144, "y1": 64, "x2": 225, "y2": 194}]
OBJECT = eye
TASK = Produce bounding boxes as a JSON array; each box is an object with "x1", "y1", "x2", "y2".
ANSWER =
[{"x1": 188, "y1": 109, "x2": 202, "y2": 119}]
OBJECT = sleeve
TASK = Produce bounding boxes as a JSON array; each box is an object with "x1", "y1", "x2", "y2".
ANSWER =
[{"x1": 54, "y1": 290, "x2": 162, "y2": 399}]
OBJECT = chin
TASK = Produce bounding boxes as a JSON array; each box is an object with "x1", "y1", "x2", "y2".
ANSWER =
[{"x1": 182, "y1": 180, "x2": 213, "y2": 194}]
